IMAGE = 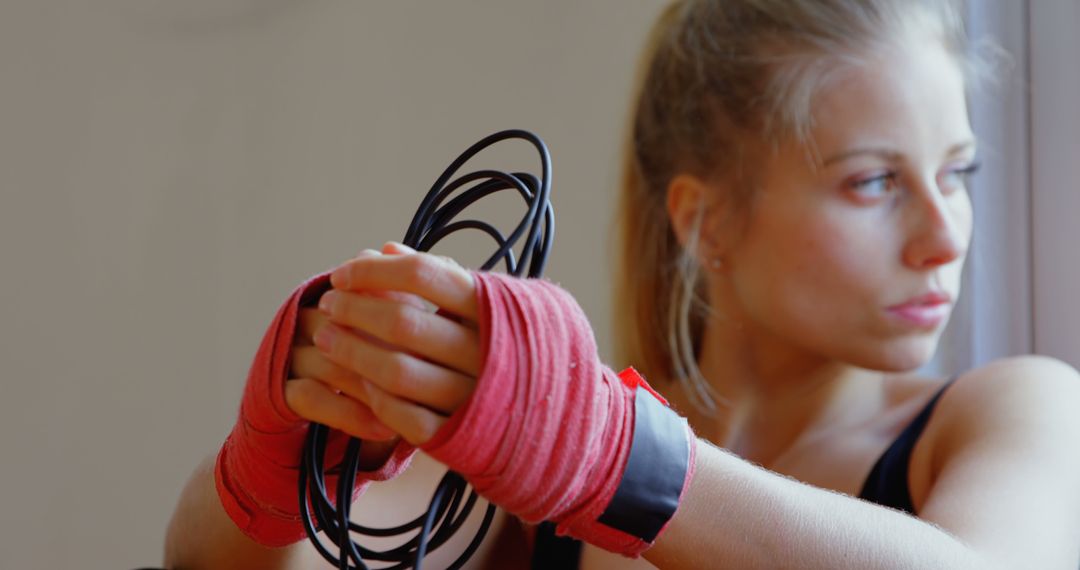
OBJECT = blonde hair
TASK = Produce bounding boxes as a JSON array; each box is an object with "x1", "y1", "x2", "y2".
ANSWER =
[{"x1": 612, "y1": 0, "x2": 983, "y2": 414}]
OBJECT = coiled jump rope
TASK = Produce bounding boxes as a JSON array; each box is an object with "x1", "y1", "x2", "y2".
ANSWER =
[{"x1": 298, "y1": 129, "x2": 554, "y2": 569}]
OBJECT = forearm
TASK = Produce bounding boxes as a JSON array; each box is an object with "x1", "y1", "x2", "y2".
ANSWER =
[
  {"x1": 163, "y1": 438, "x2": 402, "y2": 569},
  {"x1": 163, "y1": 453, "x2": 303, "y2": 570},
  {"x1": 645, "y1": 440, "x2": 994, "y2": 570}
]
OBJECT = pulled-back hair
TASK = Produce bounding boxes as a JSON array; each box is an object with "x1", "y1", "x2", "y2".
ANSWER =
[{"x1": 612, "y1": 0, "x2": 986, "y2": 414}]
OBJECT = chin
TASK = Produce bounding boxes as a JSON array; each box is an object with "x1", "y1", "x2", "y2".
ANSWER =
[{"x1": 847, "y1": 336, "x2": 942, "y2": 372}]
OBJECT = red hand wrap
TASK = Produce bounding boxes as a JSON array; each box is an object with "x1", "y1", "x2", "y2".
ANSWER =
[
  {"x1": 421, "y1": 272, "x2": 696, "y2": 557},
  {"x1": 214, "y1": 272, "x2": 416, "y2": 547}
]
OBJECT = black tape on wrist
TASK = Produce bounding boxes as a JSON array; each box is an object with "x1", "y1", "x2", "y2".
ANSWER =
[{"x1": 596, "y1": 386, "x2": 691, "y2": 542}]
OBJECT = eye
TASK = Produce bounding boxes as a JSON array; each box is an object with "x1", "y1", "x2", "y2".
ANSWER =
[
  {"x1": 847, "y1": 172, "x2": 898, "y2": 199},
  {"x1": 939, "y1": 161, "x2": 981, "y2": 193}
]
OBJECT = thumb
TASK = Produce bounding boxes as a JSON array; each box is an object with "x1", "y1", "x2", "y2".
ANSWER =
[
  {"x1": 381, "y1": 241, "x2": 416, "y2": 255},
  {"x1": 383, "y1": 241, "x2": 468, "y2": 274}
]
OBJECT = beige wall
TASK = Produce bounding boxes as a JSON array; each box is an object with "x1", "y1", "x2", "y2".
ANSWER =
[{"x1": 0, "y1": 1, "x2": 668, "y2": 567}]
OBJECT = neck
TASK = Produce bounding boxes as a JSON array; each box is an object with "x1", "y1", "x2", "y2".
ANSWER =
[{"x1": 674, "y1": 314, "x2": 887, "y2": 469}]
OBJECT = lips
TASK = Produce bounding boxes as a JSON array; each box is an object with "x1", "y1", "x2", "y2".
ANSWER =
[{"x1": 886, "y1": 291, "x2": 952, "y2": 328}]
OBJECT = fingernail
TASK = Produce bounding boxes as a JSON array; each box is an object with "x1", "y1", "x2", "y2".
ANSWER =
[
  {"x1": 330, "y1": 267, "x2": 350, "y2": 289},
  {"x1": 314, "y1": 324, "x2": 336, "y2": 351},
  {"x1": 318, "y1": 290, "x2": 337, "y2": 314},
  {"x1": 384, "y1": 241, "x2": 415, "y2": 254}
]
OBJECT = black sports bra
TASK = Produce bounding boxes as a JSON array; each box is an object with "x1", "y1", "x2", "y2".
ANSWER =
[
  {"x1": 857, "y1": 376, "x2": 957, "y2": 514},
  {"x1": 531, "y1": 376, "x2": 959, "y2": 568}
]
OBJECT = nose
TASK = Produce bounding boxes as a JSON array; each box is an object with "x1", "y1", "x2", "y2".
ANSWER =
[{"x1": 901, "y1": 179, "x2": 970, "y2": 270}]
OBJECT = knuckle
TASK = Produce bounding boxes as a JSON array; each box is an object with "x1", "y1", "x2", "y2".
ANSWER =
[
  {"x1": 393, "y1": 353, "x2": 418, "y2": 383},
  {"x1": 337, "y1": 337, "x2": 362, "y2": 371},
  {"x1": 386, "y1": 306, "x2": 423, "y2": 345},
  {"x1": 322, "y1": 332, "x2": 347, "y2": 366},
  {"x1": 379, "y1": 351, "x2": 412, "y2": 384},
  {"x1": 388, "y1": 356, "x2": 424, "y2": 400},
  {"x1": 406, "y1": 254, "x2": 441, "y2": 290},
  {"x1": 365, "y1": 387, "x2": 387, "y2": 418},
  {"x1": 371, "y1": 351, "x2": 393, "y2": 383},
  {"x1": 439, "y1": 254, "x2": 469, "y2": 281}
]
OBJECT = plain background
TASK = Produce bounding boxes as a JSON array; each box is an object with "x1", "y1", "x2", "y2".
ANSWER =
[
  {"x1": 2, "y1": 1, "x2": 1077, "y2": 569},
  {"x1": 0, "y1": 1, "x2": 668, "y2": 567}
]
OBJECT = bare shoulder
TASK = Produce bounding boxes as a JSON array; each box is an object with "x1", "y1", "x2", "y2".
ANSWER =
[
  {"x1": 959, "y1": 353, "x2": 1079, "y2": 390},
  {"x1": 914, "y1": 355, "x2": 1080, "y2": 567},
  {"x1": 933, "y1": 355, "x2": 1080, "y2": 449}
]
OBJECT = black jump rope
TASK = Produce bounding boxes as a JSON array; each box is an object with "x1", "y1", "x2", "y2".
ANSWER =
[{"x1": 299, "y1": 129, "x2": 554, "y2": 570}]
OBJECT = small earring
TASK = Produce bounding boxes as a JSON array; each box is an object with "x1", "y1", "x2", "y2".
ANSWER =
[{"x1": 709, "y1": 258, "x2": 724, "y2": 270}]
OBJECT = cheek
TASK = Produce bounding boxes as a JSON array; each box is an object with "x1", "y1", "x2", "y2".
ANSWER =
[{"x1": 736, "y1": 209, "x2": 893, "y2": 335}]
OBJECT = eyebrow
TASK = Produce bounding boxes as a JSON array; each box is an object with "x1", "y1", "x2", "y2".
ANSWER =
[{"x1": 821, "y1": 140, "x2": 977, "y2": 167}]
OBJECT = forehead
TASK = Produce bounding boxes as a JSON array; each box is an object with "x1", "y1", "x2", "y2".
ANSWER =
[{"x1": 808, "y1": 39, "x2": 973, "y2": 161}]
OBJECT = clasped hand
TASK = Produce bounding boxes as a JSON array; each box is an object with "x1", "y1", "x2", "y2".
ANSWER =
[{"x1": 285, "y1": 241, "x2": 481, "y2": 446}]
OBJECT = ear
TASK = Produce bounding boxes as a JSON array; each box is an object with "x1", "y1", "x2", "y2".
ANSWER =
[{"x1": 665, "y1": 173, "x2": 731, "y2": 261}]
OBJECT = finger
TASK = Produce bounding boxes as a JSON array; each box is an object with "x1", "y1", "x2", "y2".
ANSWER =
[
  {"x1": 314, "y1": 322, "x2": 476, "y2": 414},
  {"x1": 382, "y1": 243, "x2": 474, "y2": 329},
  {"x1": 289, "y1": 345, "x2": 374, "y2": 404},
  {"x1": 295, "y1": 308, "x2": 327, "y2": 346},
  {"x1": 312, "y1": 288, "x2": 429, "y2": 342},
  {"x1": 381, "y1": 241, "x2": 414, "y2": 255},
  {"x1": 362, "y1": 379, "x2": 446, "y2": 446},
  {"x1": 329, "y1": 251, "x2": 477, "y2": 321},
  {"x1": 362, "y1": 288, "x2": 431, "y2": 312},
  {"x1": 318, "y1": 290, "x2": 481, "y2": 377},
  {"x1": 284, "y1": 377, "x2": 398, "y2": 441},
  {"x1": 330, "y1": 247, "x2": 433, "y2": 313}
]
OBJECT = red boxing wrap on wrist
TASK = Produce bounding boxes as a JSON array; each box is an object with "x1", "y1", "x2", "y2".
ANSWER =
[
  {"x1": 421, "y1": 272, "x2": 696, "y2": 557},
  {"x1": 214, "y1": 272, "x2": 416, "y2": 547}
]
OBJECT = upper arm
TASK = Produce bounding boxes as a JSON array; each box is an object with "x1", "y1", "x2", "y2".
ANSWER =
[{"x1": 917, "y1": 355, "x2": 1080, "y2": 569}]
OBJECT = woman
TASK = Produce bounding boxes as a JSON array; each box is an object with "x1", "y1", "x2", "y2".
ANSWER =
[{"x1": 166, "y1": 0, "x2": 1080, "y2": 568}]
